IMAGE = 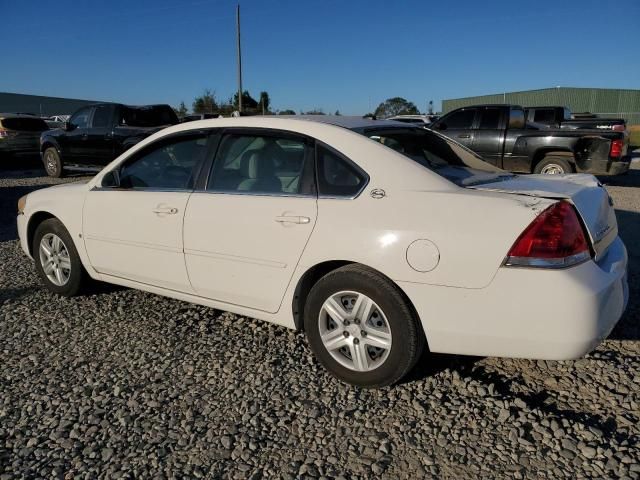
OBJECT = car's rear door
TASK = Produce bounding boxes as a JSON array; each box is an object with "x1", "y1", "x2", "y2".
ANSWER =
[
  {"x1": 183, "y1": 128, "x2": 317, "y2": 313},
  {"x1": 83, "y1": 130, "x2": 211, "y2": 292}
]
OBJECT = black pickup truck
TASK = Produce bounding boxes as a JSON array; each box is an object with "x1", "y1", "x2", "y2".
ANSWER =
[
  {"x1": 40, "y1": 103, "x2": 179, "y2": 177},
  {"x1": 430, "y1": 105, "x2": 629, "y2": 175},
  {"x1": 524, "y1": 106, "x2": 626, "y2": 132}
]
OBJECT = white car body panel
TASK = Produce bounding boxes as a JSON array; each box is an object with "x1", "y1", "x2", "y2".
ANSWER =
[
  {"x1": 17, "y1": 116, "x2": 629, "y2": 361},
  {"x1": 83, "y1": 190, "x2": 193, "y2": 292},
  {"x1": 184, "y1": 193, "x2": 317, "y2": 313}
]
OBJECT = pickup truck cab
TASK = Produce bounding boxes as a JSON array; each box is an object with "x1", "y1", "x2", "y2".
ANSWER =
[
  {"x1": 431, "y1": 105, "x2": 629, "y2": 175},
  {"x1": 40, "y1": 103, "x2": 179, "y2": 177},
  {"x1": 524, "y1": 106, "x2": 627, "y2": 132}
]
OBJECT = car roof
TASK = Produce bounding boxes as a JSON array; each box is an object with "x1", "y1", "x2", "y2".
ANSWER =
[
  {"x1": 275, "y1": 115, "x2": 413, "y2": 130},
  {"x1": 0, "y1": 113, "x2": 47, "y2": 119}
]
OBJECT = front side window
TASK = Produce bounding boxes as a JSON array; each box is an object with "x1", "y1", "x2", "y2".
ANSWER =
[
  {"x1": 208, "y1": 134, "x2": 310, "y2": 195},
  {"x1": 70, "y1": 108, "x2": 91, "y2": 129},
  {"x1": 509, "y1": 109, "x2": 525, "y2": 129},
  {"x1": 441, "y1": 109, "x2": 475, "y2": 129},
  {"x1": 316, "y1": 146, "x2": 366, "y2": 197},
  {"x1": 118, "y1": 135, "x2": 208, "y2": 190}
]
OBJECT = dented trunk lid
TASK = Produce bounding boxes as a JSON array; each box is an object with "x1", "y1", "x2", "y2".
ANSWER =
[{"x1": 467, "y1": 173, "x2": 617, "y2": 259}]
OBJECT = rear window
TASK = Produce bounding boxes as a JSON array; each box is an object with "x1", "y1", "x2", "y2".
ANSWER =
[
  {"x1": 1, "y1": 117, "x2": 48, "y2": 131},
  {"x1": 364, "y1": 127, "x2": 508, "y2": 186},
  {"x1": 119, "y1": 106, "x2": 179, "y2": 127}
]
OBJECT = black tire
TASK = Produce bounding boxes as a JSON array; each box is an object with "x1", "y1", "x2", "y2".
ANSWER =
[
  {"x1": 304, "y1": 264, "x2": 425, "y2": 388},
  {"x1": 533, "y1": 155, "x2": 573, "y2": 175},
  {"x1": 43, "y1": 147, "x2": 64, "y2": 178},
  {"x1": 33, "y1": 218, "x2": 86, "y2": 296}
]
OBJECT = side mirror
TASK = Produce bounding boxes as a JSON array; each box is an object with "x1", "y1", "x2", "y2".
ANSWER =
[
  {"x1": 102, "y1": 170, "x2": 120, "y2": 188},
  {"x1": 63, "y1": 121, "x2": 76, "y2": 131},
  {"x1": 436, "y1": 123, "x2": 447, "y2": 130}
]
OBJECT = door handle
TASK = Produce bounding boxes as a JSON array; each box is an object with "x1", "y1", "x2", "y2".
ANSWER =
[
  {"x1": 275, "y1": 215, "x2": 310, "y2": 224},
  {"x1": 152, "y1": 206, "x2": 178, "y2": 215},
  {"x1": 457, "y1": 134, "x2": 471, "y2": 139}
]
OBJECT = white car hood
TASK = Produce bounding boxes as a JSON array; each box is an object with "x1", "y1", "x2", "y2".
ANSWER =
[{"x1": 468, "y1": 173, "x2": 617, "y2": 258}]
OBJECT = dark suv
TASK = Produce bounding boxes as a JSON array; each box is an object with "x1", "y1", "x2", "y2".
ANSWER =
[{"x1": 40, "y1": 103, "x2": 179, "y2": 177}]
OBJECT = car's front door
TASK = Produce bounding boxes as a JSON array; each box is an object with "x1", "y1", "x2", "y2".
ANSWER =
[
  {"x1": 83, "y1": 104, "x2": 116, "y2": 166},
  {"x1": 470, "y1": 107, "x2": 505, "y2": 167},
  {"x1": 433, "y1": 108, "x2": 477, "y2": 148},
  {"x1": 63, "y1": 107, "x2": 92, "y2": 163},
  {"x1": 83, "y1": 131, "x2": 211, "y2": 292},
  {"x1": 183, "y1": 130, "x2": 317, "y2": 313}
]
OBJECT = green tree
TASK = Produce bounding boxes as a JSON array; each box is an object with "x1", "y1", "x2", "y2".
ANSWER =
[
  {"x1": 304, "y1": 109, "x2": 325, "y2": 115},
  {"x1": 192, "y1": 89, "x2": 218, "y2": 114},
  {"x1": 278, "y1": 109, "x2": 296, "y2": 115},
  {"x1": 176, "y1": 101, "x2": 188, "y2": 117},
  {"x1": 374, "y1": 97, "x2": 419, "y2": 118},
  {"x1": 259, "y1": 91, "x2": 271, "y2": 114},
  {"x1": 233, "y1": 90, "x2": 258, "y2": 110}
]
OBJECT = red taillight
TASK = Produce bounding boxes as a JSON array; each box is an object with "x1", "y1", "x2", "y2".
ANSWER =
[
  {"x1": 610, "y1": 139, "x2": 624, "y2": 158},
  {"x1": 505, "y1": 201, "x2": 591, "y2": 268}
]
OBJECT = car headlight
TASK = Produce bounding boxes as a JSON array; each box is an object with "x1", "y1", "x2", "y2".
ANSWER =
[{"x1": 17, "y1": 194, "x2": 27, "y2": 214}]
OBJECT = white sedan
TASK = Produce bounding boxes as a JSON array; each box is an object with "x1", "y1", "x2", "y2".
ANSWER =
[{"x1": 17, "y1": 116, "x2": 628, "y2": 387}]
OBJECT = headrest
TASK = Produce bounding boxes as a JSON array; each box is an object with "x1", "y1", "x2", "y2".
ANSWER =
[{"x1": 240, "y1": 149, "x2": 275, "y2": 179}]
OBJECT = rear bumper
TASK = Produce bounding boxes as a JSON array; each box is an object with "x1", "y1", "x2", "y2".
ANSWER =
[
  {"x1": 576, "y1": 157, "x2": 630, "y2": 175},
  {"x1": 399, "y1": 236, "x2": 628, "y2": 360}
]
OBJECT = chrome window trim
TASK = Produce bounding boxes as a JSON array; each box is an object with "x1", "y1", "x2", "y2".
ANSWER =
[
  {"x1": 90, "y1": 186, "x2": 192, "y2": 193},
  {"x1": 192, "y1": 189, "x2": 315, "y2": 199}
]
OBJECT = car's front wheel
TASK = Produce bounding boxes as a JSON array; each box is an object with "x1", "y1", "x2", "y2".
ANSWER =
[
  {"x1": 33, "y1": 218, "x2": 85, "y2": 296},
  {"x1": 304, "y1": 264, "x2": 425, "y2": 387},
  {"x1": 43, "y1": 147, "x2": 64, "y2": 178}
]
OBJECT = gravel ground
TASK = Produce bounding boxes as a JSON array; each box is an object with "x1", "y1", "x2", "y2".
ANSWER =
[{"x1": 1, "y1": 163, "x2": 638, "y2": 479}]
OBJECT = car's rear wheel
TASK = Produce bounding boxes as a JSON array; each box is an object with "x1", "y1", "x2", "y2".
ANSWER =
[
  {"x1": 43, "y1": 147, "x2": 64, "y2": 178},
  {"x1": 33, "y1": 218, "x2": 85, "y2": 296},
  {"x1": 534, "y1": 155, "x2": 573, "y2": 175},
  {"x1": 304, "y1": 264, "x2": 424, "y2": 387}
]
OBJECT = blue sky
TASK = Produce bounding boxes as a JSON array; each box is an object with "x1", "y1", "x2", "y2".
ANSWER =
[{"x1": 2, "y1": 0, "x2": 638, "y2": 114}]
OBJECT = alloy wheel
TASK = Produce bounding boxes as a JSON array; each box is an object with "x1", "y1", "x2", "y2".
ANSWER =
[
  {"x1": 39, "y1": 233, "x2": 71, "y2": 286},
  {"x1": 318, "y1": 290, "x2": 392, "y2": 372}
]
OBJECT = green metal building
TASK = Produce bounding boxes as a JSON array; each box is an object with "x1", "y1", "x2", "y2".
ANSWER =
[
  {"x1": 0, "y1": 92, "x2": 105, "y2": 117},
  {"x1": 442, "y1": 87, "x2": 640, "y2": 125}
]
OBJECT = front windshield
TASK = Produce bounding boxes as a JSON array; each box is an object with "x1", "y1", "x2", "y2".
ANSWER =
[{"x1": 363, "y1": 127, "x2": 512, "y2": 186}]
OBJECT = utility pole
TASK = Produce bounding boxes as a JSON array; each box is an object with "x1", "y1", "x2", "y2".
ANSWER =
[{"x1": 236, "y1": 4, "x2": 243, "y2": 113}]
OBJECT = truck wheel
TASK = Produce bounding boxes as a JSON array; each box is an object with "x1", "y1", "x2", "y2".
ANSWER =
[
  {"x1": 43, "y1": 147, "x2": 64, "y2": 178},
  {"x1": 534, "y1": 155, "x2": 573, "y2": 175}
]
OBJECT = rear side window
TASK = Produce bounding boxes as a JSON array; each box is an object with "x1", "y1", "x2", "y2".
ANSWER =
[
  {"x1": 442, "y1": 109, "x2": 475, "y2": 129},
  {"x1": 316, "y1": 146, "x2": 367, "y2": 197},
  {"x1": 119, "y1": 106, "x2": 179, "y2": 127},
  {"x1": 118, "y1": 135, "x2": 208, "y2": 190},
  {"x1": 478, "y1": 109, "x2": 501, "y2": 129},
  {"x1": 208, "y1": 134, "x2": 311, "y2": 195},
  {"x1": 92, "y1": 105, "x2": 112, "y2": 128},
  {"x1": 533, "y1": 109, "x2": 555, "y2": 124},
  {"x1": 0, "y1": 117, "x2": 48, "y2": 131}
]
